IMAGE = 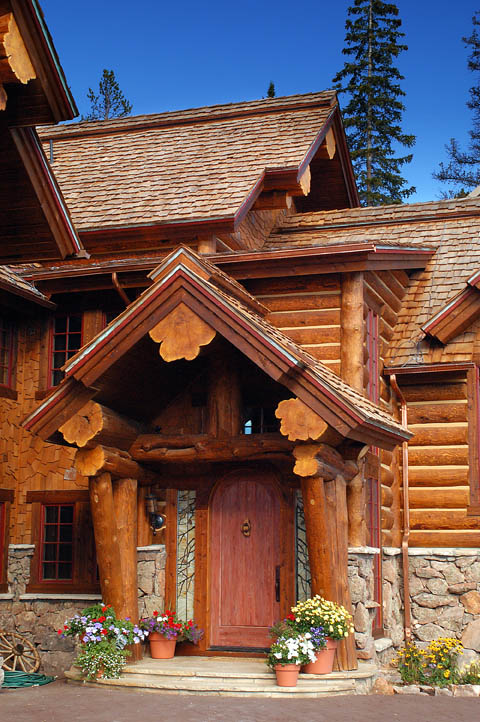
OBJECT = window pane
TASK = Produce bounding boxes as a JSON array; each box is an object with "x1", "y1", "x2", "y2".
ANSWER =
[
  {"x1": 54, "y1": 317, "x2": 67, "y2": 334},
  {"x1": 44, "y1": 506, "x2": 58, "y2": 524},
  {"x1": 42, "y1": 563, "x2": 56, "y2": 579},
  {"x1": 69, "y1": 316, "x2": 82, "y2": 333},
  {"x1": 54, "y1": 335, "x2": 66, "y2": 351},
  {"x1": 58, "y1": 545, "x2": 73, "y2": 562},
  {"x1": 59, "y1": 525, "x2": 73, "y2": 542},
  {"x1": 43, "y1": 544, "x2": 57, "y2": 561},
  {"x1": 68, "y1": 333, "x2": 81, "y2": 352},
  {"x1": 58, "y1": 563, "x2": 72, "y2": 580},
  {"x1": 52, "y1": 370, "x2": 64, "y2": 386},
  {"x1": 44, "y1": 525, "x2": 57, "y2": 542},
  {"x1": 60, "y1": 506, "x2": 73, "y2": 523},
  {"x1": 53, "y1": 351, "x2": 66, "y2": 369}
]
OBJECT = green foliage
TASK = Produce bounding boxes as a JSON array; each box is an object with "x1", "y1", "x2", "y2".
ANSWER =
[
  {"x1": 434, "y1": 12, "x2": 480, "y2": 194},
  {"x1": 395, "y1": 638, "x2": 464, "y2": 688},
  {"x1": 75, "y1": 639, "x2": 129, "y2": 680},
  {"x1": 459, "y1": 661, "x2": 480, "y2": 684},
  {"x1": 333, "y1": 0, "x2": 415, "y2": 205},
  {"x1": 82, "y1": 69, "x2": 132, "y2": 121},
  {"x1": 267, "y1": 81, "x2": 276, "y2": 98},
  {"x1": 266, "y1": 630, "x2": 317, "y2": 669}
]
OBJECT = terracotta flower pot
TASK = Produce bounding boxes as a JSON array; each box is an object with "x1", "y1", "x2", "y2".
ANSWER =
[
  {"x1": 302, "y1": 637, "x2": 338, "y2": 674},
  {"x1": 148, "y1": 632, "x2": 177, "y2": 659},
  {"x1": 274, "y1": 663, "x2": 300, "y2": 687}
]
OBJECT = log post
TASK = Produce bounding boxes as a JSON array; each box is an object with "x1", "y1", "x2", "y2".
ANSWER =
[
  {"x1": 113, "y1": 478, "x2": 142, "y2": 661},
  {"x1": 347, "y1": 471, "x2": 368, "y2": 547},
  {"x1": 207, "y1": 351, "x2": 242, "y2": 437},
  {"x1": 89, "y1": 473, "x2": 124, "y2": 614},
  {"x1": 300, "y1": 476, "x2": 336, "y2": 600},
  {"x1": 325, "y1": 477, "x2": 357, "y2": 671},
  {"x1": 137, "y1": 486, "x2": 152, "y2": 547},
  {"x1": 341, "y1": 272, "x2": 364, "y2": 392}
]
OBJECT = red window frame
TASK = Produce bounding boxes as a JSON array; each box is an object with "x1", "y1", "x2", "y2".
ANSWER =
[
  {"x1": 49, "y1": 314, "x2": 83, "y2": 387},
  {"x1": 0, "y1": 317, "x2": 15, "y2": 390},
  {"x1": 0, "y1": 502, "x2": 5, "y2": 583},
  {"x1": 0, "y1": 490, "x2": 13, "y2": 592},
  {"x1": 40, "y1": 504, "x2": 75, "y2": 583},
  {"x1": 366, "y1": 308, "x2": 379, "y2": 403},
  {"x1": 366, "y1": 476, "x2": 383, "y2": 632}
]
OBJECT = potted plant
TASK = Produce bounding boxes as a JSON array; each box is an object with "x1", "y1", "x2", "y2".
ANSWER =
[
  {"x1": 291, "y1": 596, "x2": 354, "y2": 674},
  {"x1": 140, "y1": 610, "x2": 203, "y2": 659},
  {"x1": 58, "y1": 602, "x2": 147, "y2": 680},
  {"x1": 267, "y1": 630, "x2": 317, "y2": 687}
]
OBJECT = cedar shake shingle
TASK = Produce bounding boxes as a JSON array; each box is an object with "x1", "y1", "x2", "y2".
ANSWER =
[{"x1": 37, "y1": 93, "x2": 336, "y2": 232}]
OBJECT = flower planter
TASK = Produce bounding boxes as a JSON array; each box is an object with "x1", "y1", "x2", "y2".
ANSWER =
[
  {"x1": 148, "y1": 632, "x2": 177, "y2": 659},
  {"x1": 302, "y1": 637, "x2": 338, "y2": 674},
  {"x1": 274, "y1": 663, "x2": 301, "y2": 687}
]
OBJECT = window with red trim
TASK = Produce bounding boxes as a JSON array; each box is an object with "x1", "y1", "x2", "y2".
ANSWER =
[
  {"x1": 366, "y1": 308, "x2": 379, "y2": 403},
  {"x1": 27, "y1": 492, "x2": 98, "y2": 593},
  {"x1": 50, "y1": 314, "x2": 83, "y2": 386},
  {"x1": 41, "y1": 504, "x2": 74, "y2": 581},
  {"x1": 366, "y1": 476, "x2": 383, "y2": 632},
  {"x1": 0, "y1": 317, "x2": 16, "y2": 390}
]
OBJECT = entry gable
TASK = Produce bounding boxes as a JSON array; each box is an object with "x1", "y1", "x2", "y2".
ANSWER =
[
  {"x1": 24, "y1": 247, "x2": 409, "y2": 450},
  {"x1": 421, "y1": 271, "x2": 480, "y2": 344}
]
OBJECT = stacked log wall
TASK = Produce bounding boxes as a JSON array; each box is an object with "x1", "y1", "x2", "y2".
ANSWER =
[
  {"x1": 402, "y1": 379, "x2": 480, "y2": 547},
  {"x1": 245, "y1": 274, "x2": 342, "y2": 375},
  {"x1": 1, "y1": 318, "x2": 88, "y2": 544},
  {"x1": 364, "y1": 270, "x2": 410, "y2": 546}
]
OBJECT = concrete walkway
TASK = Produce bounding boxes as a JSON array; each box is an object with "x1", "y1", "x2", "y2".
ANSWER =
[{"x1": 2, "y1": 679, "x2": 479, "y2": 722}]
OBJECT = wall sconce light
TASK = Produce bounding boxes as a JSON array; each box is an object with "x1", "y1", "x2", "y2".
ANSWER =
[{"x1": 145, "y1": 493, "x2": 166, "y2": 536}]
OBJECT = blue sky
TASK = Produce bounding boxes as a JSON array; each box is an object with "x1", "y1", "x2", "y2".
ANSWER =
[{"x1": 41, "y1": 0, "x2": 480, "y2": 203}]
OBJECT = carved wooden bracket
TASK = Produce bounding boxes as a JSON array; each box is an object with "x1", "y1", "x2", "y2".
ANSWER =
[
  {"x1": 275, "y1": 397, "x2": 328, "y2": 441},
  {"x1": 148, "y1": 303, "x2": 216, "y2": 361},
  {"x1": 0, "y1": 13, "x2": 36, "y2": 85},
  {"x1": 293, "y1": 443, "x2": 358, "y2": 481}
]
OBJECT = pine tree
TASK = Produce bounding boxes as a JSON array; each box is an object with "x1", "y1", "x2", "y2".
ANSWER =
[
  {"x1": 82, "y1": 69, "x2": 132, "y2": 121},
  {"x1": 434, "y1": 12, "x2": 480, "y2": 196},
  {"x1": 267, "y1": 81, "x2": 276, "y2": 98},
  {"x1": 333, "y1": 0, "x2": 415, "y2": 206}
]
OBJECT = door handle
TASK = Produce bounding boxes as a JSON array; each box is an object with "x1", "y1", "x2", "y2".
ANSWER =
[
  {"x1": 241, "y1": 519, "x2": 251, "y2": 537},
  {"x1": 275, "y1": 566, "x2": 280, "y2": 603}
]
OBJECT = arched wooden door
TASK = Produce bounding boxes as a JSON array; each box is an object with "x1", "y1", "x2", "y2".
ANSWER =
[{"x1": 209, "y1": 471, "x2": 281, "y2": 649}]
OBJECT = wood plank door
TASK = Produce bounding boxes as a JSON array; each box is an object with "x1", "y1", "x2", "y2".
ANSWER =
[{"x1": 210, "y1": 471, "x2": 281, "y2": 649}]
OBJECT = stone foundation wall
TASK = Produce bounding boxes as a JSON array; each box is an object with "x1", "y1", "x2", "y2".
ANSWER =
[
  {"x1": 383, "y1": 548, "x2": 480, "y2": 659},
  {"x1": 348, "y1": 547, "x2": 378, "y2": 661},
  {"x1": 0, "y1": 543, "x2": 167, "y2": 676}
]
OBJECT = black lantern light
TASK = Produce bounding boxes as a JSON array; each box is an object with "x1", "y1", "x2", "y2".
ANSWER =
[{"x1": 145, "y1": 493, "x2": 166, "y2": 536}]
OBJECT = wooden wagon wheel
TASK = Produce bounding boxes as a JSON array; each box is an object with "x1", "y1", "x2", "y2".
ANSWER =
[{"x1": 0, "y1": 631, "x2": 40, "y2": 672}]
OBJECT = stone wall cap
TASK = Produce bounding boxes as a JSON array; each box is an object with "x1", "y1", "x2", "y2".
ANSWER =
[
  {"x1": 9, "y1": 544, "x2": 35, "y2": 550},
  {"x1": 383, "y1": 547, "x2": 480, "y2": 557},
  {"x1": 349, "y1": 546, "x2": 380, "y2": 555},
  {"x1": 19, "y1": 594, "x2": 102, "y2": 601},
  {"x1": 0, "y1": 593, "x2": 14, "y2": 600},
  {"x1": 137, "y1": 545, "x2": 165, "y2": 552}
]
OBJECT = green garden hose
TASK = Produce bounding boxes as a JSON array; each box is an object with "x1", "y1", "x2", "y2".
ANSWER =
[{"x1": 2, "y1": 671, "x2": 54, "y2": 688}]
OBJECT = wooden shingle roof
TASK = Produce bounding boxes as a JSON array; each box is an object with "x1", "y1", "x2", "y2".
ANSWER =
[{"x1": 37, "y1": 92, "x2": 338, "y2": 234}]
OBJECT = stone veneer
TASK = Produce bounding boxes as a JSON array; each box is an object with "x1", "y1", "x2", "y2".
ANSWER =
[
  {"x1": 0, "y1": 543, "x2": 167, "y2": 676},
  {"x1": 348, "y1": 547, "x2": 379, "y2": 662},
  {"x1": 383, "y1": 548, "x2": 480, "y2": 663}
]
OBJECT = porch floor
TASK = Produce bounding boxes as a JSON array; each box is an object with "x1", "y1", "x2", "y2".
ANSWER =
[{"x1": 65, "y1": 655, "x2": 378, "y2": 697}]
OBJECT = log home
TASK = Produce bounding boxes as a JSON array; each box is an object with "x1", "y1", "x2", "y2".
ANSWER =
[{"x1": 1, "y1": 0, "x2": 480, "y2": 677}]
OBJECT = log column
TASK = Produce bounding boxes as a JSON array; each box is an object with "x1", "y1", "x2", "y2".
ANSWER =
[
  {"x1": 113, "y1": 478, "x2": 142, "y2": 661},
  {"x1": 89, "y1": 473, "x2": 124, "y2": 613},
  {"x1": 300, "y1": 475, "x2": 335, "y2": 599},
  {"x1": 341, "y1": 272, "x2": 368, "y2": 548}
]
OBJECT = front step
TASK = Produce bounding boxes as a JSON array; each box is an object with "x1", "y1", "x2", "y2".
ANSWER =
[{"x1": 65, "y1": 656, "x2": 377, "y2": 697}]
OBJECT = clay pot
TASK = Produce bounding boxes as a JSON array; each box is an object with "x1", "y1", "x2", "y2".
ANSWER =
[
  {"x1": 274, "y1": 663, "x2": 300, "y2": 687},
  {"x1": 148, "y1": 632, "x2": 177, "y2": 659},
  {"x1": 302, "y1": 637, "x2": 338, "y2": 674}
]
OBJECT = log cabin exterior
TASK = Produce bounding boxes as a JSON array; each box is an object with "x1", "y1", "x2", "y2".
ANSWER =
[{"x1": 2, "y1": 0, "x2": 480, "y2": 677}]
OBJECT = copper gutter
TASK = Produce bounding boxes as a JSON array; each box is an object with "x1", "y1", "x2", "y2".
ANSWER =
[
  {"x1": 390, "y1": 374, "x2": 412, "y2": 644},
  {"x1": 112, "y1": 272, "x2": 130, "y2": 306}
]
